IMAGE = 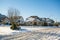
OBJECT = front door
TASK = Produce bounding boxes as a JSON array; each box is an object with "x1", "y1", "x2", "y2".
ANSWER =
[{"x1": 34, "y1": 22, "x2": 37, "y2": 25}]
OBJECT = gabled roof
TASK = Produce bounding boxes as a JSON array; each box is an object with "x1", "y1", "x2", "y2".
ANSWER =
[
  {"x1": 26, "y1": 16, "x2": 41, "y2": 22},
  {"x1": 0, "y1": 13, "x2": 7, "y2": 21}
]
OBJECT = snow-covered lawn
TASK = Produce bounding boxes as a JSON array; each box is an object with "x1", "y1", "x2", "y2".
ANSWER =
[
  {"x1": 0, "y1": 25, "x2": 57, "y2": 35},
  {"x1": 0, "y1": 25, "x2": 60, "y2": 40},
  {"x1": 0, "y1": 27, "x2": 21, "y2": 35},
  {"x1": 0, "y1": 25, "x2": 31, "y2": 35},
  {"x1": 21, "y1": 26, "x2": 58, "y2": 31}
]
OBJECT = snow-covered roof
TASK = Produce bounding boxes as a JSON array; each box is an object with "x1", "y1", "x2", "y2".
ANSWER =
[
  {"x1": 25, "y1": 16, "x2": 41, "y2": 22},
  {"x1": 25, "y1": 16, "x2": 54, "y2": 23}
]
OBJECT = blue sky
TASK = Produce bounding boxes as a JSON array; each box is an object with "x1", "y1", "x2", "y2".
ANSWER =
[{"x1": 0, "y1": 0, "x2": 60, "y2": 21}]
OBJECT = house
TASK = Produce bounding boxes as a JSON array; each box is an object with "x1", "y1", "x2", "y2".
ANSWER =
[
  {"x1": 2, "y1": 16, "x2": 24, "y2": 25},
  {"x1": 25, "y1": 16, "x2": 54, "y2": 26},
  {"x1": 0, "y1": 13, "x2": 7, "y2": 22},
  {"x1": 16, "y1": 16, "x2": 24, "y2": 25},
  {"x1": 42, "y1": 18, "x2": 54, "y2": 26},
  {"x1": 2, "y1": 18, "x2": 10, "y2": 25},
  {"x1": 25, "y1": 16, "x2": 43, "y2": 26}
]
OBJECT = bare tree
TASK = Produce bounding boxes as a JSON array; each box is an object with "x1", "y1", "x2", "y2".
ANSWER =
[{"x1": 8, "y1": 8, "x2": 20, "y2": 30}]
